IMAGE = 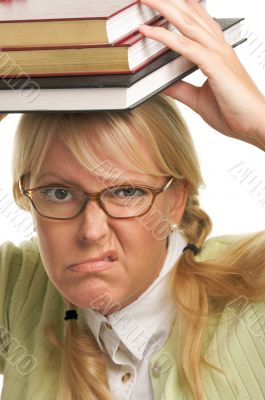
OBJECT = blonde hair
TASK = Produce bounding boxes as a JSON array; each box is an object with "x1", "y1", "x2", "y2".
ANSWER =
[{"x1": 12, "y1": 95, "x2": 265, "y2": 400}]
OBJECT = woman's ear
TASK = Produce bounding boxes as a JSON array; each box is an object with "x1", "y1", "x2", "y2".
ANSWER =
[{"x1": 168, "y1": 179, "x2": 189, "y2": 225}]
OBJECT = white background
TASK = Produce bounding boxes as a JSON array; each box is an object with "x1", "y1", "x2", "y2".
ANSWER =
[{"x1": 0, "y1": 0, "x2": 265, "y2": 392}]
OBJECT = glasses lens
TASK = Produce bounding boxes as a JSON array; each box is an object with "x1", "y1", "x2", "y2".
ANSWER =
[
  {"x1": 32, "y1": 187, "x2": 85, "y2": 219},
  {"x1": 101, "y1": 185, "x2": 153, "y2": 217}
]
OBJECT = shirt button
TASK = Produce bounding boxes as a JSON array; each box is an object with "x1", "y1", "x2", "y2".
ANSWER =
[
  {"x1": 152, "y1": 361, "x2": 162, "y2": 377},
  {"x1": 121, "y1": 372, "x2": 132, "y2": 383},
  {"x1": 106, "y1": 322, "x2": 112, "y2": 329}
]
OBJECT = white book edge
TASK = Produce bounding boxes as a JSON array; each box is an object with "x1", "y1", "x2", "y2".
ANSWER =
[{"x1": 108, "y1": 0, "x2": 206, "y2": 43}]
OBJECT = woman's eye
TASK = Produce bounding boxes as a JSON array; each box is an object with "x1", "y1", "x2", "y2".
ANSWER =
[
  {"x1": 40, "y1": 188, "x2": 73, "y2": 202},
  {"x1": 111, "y1": 187, "x2": 146, "y2": 197}
]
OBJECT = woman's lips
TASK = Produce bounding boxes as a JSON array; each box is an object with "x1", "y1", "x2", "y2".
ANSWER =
[
  {"x1": 69, "y1": 258, "x2": 116, "y2": 273},
  {"x1": 69, "y1": 250, "x2": 118, "y2": 273}
]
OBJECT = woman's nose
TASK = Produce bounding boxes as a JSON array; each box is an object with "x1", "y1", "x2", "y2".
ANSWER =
[{"x1": 77, "y1": 199, "x2": 110, "y2": 243}]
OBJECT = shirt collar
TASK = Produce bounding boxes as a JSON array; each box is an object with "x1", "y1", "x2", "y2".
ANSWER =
[{"x1": 84, "y1": 229, "x2": 186, "y2": 361}]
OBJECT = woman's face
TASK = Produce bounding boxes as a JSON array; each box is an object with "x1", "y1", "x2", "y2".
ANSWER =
[{"x1": 30, "y1": 136, "x2": 188, "y2": 314}]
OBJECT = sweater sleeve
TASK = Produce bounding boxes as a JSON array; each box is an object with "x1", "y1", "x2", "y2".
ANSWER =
[{"x1": 0, "y1": 238, "x2": 41, "y2": 373}]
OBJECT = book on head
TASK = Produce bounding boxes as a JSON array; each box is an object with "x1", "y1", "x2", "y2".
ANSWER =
[{"x1": 0, "y1": 18, "x2": 245, "y2": 112}]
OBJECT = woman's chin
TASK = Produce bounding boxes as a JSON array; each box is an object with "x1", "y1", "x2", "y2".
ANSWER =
[{"x1": 63, "y1": 285, "x2": 121, "y2": 313}]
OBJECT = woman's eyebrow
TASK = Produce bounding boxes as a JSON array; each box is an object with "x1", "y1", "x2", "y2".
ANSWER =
[
  {"x1": 35, "y1": 172, "x2": 152, "y2": 188},
  {"x1": 36, "y1": 173, "x2": 80, "y2": 187},
  {"x1": 35, "y1": 173, "x2": 97, "y2": 191}
]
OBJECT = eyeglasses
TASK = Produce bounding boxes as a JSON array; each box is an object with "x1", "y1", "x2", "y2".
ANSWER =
[{"x1": 19, "y1": 176, "x2": 174, "y2": 220}]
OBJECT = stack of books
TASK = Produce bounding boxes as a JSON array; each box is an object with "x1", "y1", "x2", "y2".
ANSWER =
[{"x1": 0, "y1": 0, "x2": 245, "y2": 112}]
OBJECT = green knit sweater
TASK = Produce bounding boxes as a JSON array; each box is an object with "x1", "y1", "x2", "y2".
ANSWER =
[{"x1": 0, "y1": 235, "x2": 264, "y2": 399}]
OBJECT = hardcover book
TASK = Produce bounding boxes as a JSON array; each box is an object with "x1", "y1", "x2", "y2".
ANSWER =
[
  {"x1": 0, "y1": 0, "x2": 160, "y2": 46},
  {"x1": 0, "y1": 0, "x2": 205, "y2": 47},
  {"x1": 0, "y1": 18, "x2": 179, "y2": 77},
  {"x1": 0, "y1": 18, "x2": 245, "y2": 112}
]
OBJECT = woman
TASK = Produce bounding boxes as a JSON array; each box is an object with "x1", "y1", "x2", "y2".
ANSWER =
[{"x1": 0, "y1": 0, "x2": 265, "y2": 399}]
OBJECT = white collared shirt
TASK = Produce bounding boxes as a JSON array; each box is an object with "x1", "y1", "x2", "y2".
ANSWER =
[{"x1": 84, "y1": 229, "x2": 186, "y2": 399}]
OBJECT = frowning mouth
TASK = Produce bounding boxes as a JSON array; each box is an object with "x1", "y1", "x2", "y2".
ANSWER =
[{"x1": 69, "y1": 251, "x2": 117, "y2": 273}]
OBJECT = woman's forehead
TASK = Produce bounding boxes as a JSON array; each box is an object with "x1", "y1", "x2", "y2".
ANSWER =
[
  {"x1": 40, "y1": 134, "x2": 162, "y2": 178},
  {"x1": 33, "y1": 139, "x2": 163, "y2": 187}
]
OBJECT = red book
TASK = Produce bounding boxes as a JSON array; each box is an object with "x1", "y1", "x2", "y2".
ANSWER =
[
  {"x1": 0, "y1": 18, "x2": 178, "y2": 77},
  {"x1": 0, "y1": 0, "x2": 160, "y2": 46}
]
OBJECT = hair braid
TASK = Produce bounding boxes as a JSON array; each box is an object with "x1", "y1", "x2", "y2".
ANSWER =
[
  {"x1": 51, "y1": 301, "x2": 112, "y2": 400},
  {"x1": 171, "y1": 195, "x2": 213, "y2": 399},
  {"x1": 181, "y1": 195, "x2": 212, "y2": 247}
]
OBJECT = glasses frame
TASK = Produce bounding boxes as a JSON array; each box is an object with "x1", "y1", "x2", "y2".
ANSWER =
[{"x1": 18, "y1": 176, "x2": 174, "y2": 220}]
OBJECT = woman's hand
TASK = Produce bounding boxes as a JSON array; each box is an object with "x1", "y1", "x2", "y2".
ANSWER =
[{"x1": 139, "y1": 0, "x2": 265, "y2": 150}]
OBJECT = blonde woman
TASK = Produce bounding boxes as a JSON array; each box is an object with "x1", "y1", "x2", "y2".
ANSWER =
[{"x1": 0, "y1": 1, "x2": 265, "y2": 399}]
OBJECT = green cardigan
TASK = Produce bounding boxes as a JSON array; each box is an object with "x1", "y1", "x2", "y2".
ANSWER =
[{"x1": 0, "y1": 234, "x2": 264, "y2": 399}]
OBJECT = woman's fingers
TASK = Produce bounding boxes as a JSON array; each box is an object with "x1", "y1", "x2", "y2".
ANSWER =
[
  {"x1": 140, "y1": 0, "x2": 223, "y2": 43},
  {"x1": 182, "y1": 0, "x2": 225, "y2": 40},
  {"x1": 185, "y1": 0, "x2": 224, "y2": 38},
  {"x1": 138, "y1": 24, "x2": 229, "y2": 78},
  {"x1": 162, "y1": 81, "x2": 200, "y2": 112},
  {"x1": 139, "y1": 0, "x2": 240, "y2": 92}
]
